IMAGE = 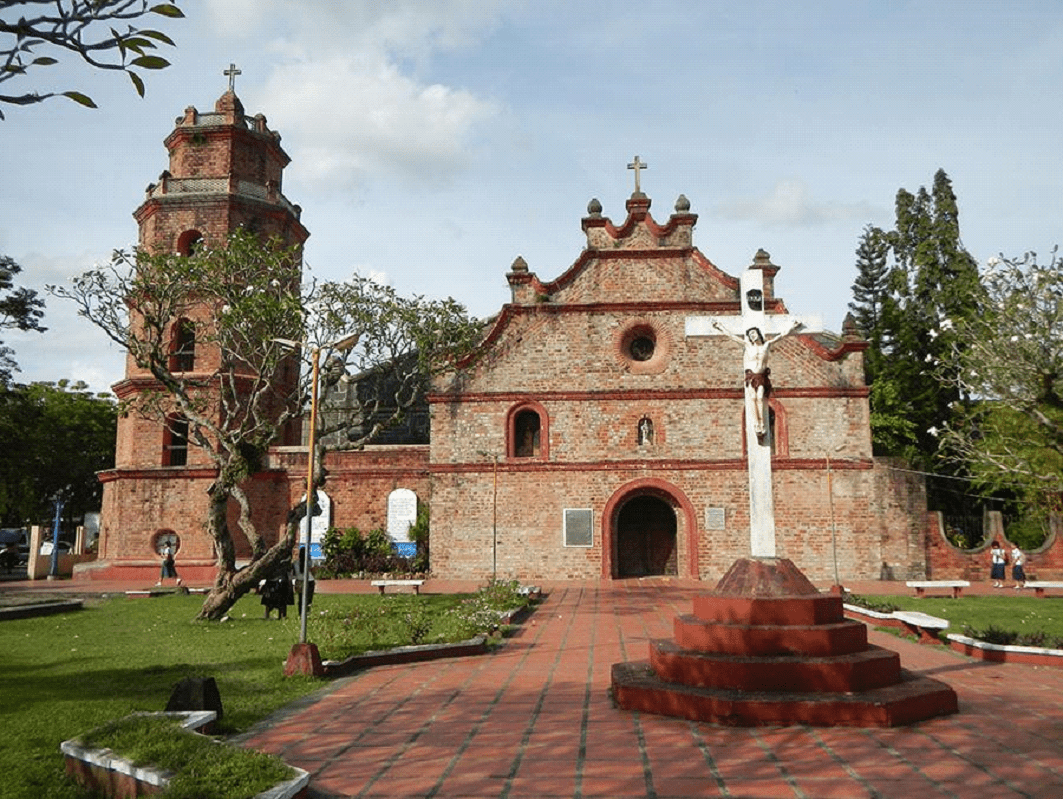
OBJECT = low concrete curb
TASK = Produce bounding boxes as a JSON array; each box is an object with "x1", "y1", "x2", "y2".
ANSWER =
[
  {"x1": 843, "y1": 603, "x2": 949, "y2": 644},
  {"x1": 321, "y1": 636, "x2": 489, "y2": 678},
  {"x1": 0, "y1": 599, "x2": 83, "y2": 621},
  {"x1": 947, "y1": 633, "x2": 1063, "y2": 668},
  {"x1": 61, "y1": 711, "x2": 310, "y2": 799}
]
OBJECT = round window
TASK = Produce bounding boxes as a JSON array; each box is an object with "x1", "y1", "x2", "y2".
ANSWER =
[
  {"x1": 628, "y1": 335, "x2": 656, "y2": 361},
  {"x1": 153, "y1": 529, "x2": 180, "y2": 555}
]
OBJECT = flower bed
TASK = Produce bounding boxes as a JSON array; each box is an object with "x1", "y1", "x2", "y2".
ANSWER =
[{"x1": 61, "y1": 711, "x2": 309, "y2": 799}]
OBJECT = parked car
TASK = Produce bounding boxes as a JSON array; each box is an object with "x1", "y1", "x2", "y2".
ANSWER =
[{"x1": 0, "y1": 528, "x2": 28, "y2": 571}]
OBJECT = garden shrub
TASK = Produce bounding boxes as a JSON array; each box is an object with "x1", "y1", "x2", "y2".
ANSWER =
[
  {"x1": 318, "y1": 525, "x2": 425, "y2": 578},
  {"x1": 964, "y1": 624, "x2": 1063, "y2": 649}
]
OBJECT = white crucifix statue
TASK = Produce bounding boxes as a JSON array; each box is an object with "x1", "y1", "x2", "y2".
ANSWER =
[{"x1": 685, "y1": 264, "x2": 821, "y2": 557}]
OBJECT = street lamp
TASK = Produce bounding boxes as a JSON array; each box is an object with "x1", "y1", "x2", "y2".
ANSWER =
[
  {"x1": 276, "y1": 332, "x2": 360, "y2": 645},
  {"x1": 48, "y1": 492, "x2": 65, "y2": 579}
]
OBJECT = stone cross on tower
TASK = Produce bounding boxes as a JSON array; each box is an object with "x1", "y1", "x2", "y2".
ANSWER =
[
  {"x1": 627, "y1": 156, "x2": 648, "y2": 194},
  {"x1": 685, "y1": 264, "x2": 821, "y2": 557},
  {"x1": 224, "y1": 62, "x2": 242, "y2": 92}
]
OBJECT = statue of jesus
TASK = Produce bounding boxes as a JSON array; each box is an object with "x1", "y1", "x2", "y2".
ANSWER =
[{"x1": 711, "y1": 318, "x2": 802, "y2": 441}]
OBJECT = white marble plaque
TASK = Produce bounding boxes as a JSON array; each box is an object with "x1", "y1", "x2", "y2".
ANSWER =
[
  {"x1": 301, "y1": 489, "x2": 331, "y2": 559},
  {"x1": 387, "y1": 489, "x2": 418, "y2": 543}
]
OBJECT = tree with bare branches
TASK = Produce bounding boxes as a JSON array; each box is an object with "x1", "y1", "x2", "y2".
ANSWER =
[{"x1": 52, "y1": 229, "x2": 481, "y2": 620}]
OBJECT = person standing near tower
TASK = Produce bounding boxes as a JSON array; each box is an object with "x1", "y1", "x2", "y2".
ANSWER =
[
  {"x1": 157, "y1": 542, "x2": 181, "y2": 587},
  {"x1": 1010, "y1": 544, "x2": 1026, "y2": 589},
  {"x1": 989, "y1": 540, "x2": 1006, "y2": 588}
]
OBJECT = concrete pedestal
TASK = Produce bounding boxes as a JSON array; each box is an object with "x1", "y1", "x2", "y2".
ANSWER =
[{"x1": 611, "y1": 558, "x2": 959, "y2": 727}]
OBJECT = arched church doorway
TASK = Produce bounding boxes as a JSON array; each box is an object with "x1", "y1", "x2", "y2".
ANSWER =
[{"x1": 616, "y1": 494, "x2": 678, "y2": 577}]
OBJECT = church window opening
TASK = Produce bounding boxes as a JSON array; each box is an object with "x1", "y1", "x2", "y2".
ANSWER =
[
  {"x1": 513, "y1": 409, "x2": 541, "y2": 457},
  {"x1": 169, "y1": 319, "x2": 196, "y2": 372},
  {"x1": 177, "y1": 230, "x2": 203, "y2": 256},
  {"x1": 617, "y1": 321, "x2": 670, "y2": 374},
  {"x1": 163, "y1": 414, "x2": 189, "y2": 466},
  {"x1": 627, "y1": 331, "x2": 656, "y2": 361}
]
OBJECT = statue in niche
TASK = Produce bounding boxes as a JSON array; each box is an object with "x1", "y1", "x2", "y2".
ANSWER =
[{"x1": 637, "y1": 416, "x2": 654, "y2": 446}]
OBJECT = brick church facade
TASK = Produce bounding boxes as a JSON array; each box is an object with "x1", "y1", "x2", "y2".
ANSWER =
[{"x1": 84, "y1": 88, "x2": 934, "y2": 585}]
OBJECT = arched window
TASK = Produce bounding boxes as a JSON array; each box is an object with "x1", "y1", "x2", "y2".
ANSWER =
[
  {"x1": 177, "y1": 230, "x2": 203, "y2": 256},
  {"x1": 169, "y1": 319, "x2": 195, "y2": 372},
  {"x1": 514, "y1": 410, "x2": 540, "y2": 457},
  {"x1": 163, "y1": 414, "x2": 189, "y2": 466},
  {"x1": 507, "y1": 402, "x2": 549, "y2": 459}
]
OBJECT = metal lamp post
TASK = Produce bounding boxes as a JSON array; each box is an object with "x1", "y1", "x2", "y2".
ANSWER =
[
  {"x1": 48, "y1": 493, "x2": 65, "y2": 578},
  {"x1": 279, "y1": 333, "x2": 360, "y2": 645}
]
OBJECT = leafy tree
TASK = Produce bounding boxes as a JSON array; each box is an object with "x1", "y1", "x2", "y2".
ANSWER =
[
  {"x1": 0, "y1": 0, "x2": 183, "y2": 118},
  {"x1": 0, "y1": 254, "x2": 46, "y2": 384},
  {"x1": 0, "y1": 379, "x2": 117, "y2": 527},
  {"x1": 862, "y1": 169, "x2": 982, "y2": 467},
  {"x1": 52, "y1": 229, "x2": 481, "y2": 620},
  {"x1": 938, "y1": 248, "x2": 1063, "y2": 523}
]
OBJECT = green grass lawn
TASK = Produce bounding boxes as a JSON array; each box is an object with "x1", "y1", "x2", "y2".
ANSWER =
[
  {"x1": 852, "y1": 594, "x2": 1063, "y2": 643},
  {"x1": 0, "y1": 587, "x2": 521, "y2": 799}
]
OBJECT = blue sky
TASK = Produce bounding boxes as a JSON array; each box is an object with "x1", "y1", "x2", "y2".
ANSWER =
[{"x1": 2, "y1": 0, "x2": 1061, "y2": 392}]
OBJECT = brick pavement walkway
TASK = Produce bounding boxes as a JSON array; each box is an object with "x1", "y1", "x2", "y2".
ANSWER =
[{"x1": 232, "y1": 580, "x2": 1063, "y2": 798}]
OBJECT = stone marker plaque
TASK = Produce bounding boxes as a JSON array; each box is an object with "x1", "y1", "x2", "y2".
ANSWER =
[
  {"x1": 705, "y1": 507, "x2": 726, "y2": 531},
  {"x1": 300, "y1": 489, "x2": 331, "y2": 561},
  {"x1": 387, "y1": 489, "x2": 418, "y2": 544},
  {"x1": 564, "y1": 508, "x2": 593, "y2": 547}
]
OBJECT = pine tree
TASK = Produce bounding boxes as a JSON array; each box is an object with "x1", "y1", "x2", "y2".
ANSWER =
[
  {"x1": 848, "y1": 225, "x2": 890, "y2": 380},
  {"x1": 859, "y1": 170, "x2": 982, "y2": 470}
]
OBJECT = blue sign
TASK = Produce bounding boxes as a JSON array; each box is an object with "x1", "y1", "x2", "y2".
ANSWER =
[{"x1": 394, "y1": 542, "x2": 417, "y2": 559}]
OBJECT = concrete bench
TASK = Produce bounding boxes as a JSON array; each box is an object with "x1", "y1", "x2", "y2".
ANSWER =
[
  {"x1": 1029, "y1": 581, "x2": 1063, "y2": 598},
  {"x1": 893, "y1": 610, "x2": 950, "y2": 644},
  {"x1": 905, "y1": 580, "x2": 970, "y2": 599},
  {"x1": 372, "y1": 579, "x2": 425, "y2": 595}
]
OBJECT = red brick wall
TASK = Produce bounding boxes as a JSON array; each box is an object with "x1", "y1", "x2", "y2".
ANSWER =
[
  {"x1": 426, "y1": 207, "x2": 923, "y2": 583},
  {"x1": 925, "y1": 512, "x2": 1063, "y2": 581}
]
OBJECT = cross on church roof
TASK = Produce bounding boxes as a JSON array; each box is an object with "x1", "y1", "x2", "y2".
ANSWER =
[
  {"x1": 224, "y1": 62, "x2": 242, "y2": 92},
  {"x1": 627, "y1": 155, "x2": 648, "y2": 194}
]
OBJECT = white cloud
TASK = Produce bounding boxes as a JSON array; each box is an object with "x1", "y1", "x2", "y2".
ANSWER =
[
  {"x1": 258, "y1": 56, "x2": 497, "y2": 190},
  {"x1": 204, "y1": 1, "x2": 508, "y2": 192},
  {"x1": 714, "y1": 180, "x2": 877, "y2": 227},
  {"x1": 203, "y1": 0, "x2": 511, "y2": 57}
]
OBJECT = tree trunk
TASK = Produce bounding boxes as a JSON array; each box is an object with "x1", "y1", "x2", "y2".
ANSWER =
[{"x1": 195, "y1": 484, "x2": 301, "y2": 621}]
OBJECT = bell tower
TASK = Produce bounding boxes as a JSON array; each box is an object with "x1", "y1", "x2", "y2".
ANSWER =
[{"x1": 92, "y1": 78, "x2": 309, "y2": 582}]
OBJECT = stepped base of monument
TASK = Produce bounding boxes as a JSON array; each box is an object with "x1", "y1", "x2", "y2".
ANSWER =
[
  {"x1": 611, "y1": 661, "x2": 959, "y2": 727},
  {"x1": 650, "y1": 639, "x2": 902, "y2": 693},
  {"x1": 611, "y1": 557, "x2": 959, "y2": 727}
]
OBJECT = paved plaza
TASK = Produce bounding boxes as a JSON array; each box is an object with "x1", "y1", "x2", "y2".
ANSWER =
[
  {"x1": 7, "y1": 574, "x2": 1063, "y2": 797},
  {"x1": 225, "y1": 580, "x2": 1063, "y2": 798}
]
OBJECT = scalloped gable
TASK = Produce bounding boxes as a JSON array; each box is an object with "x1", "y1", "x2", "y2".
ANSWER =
[
  {"x1": 507, "y1": 193, "x2": 742, "y2": 308},
  {"x1": 450, "y1": 191, "x2": 863, "y2": 381}
]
